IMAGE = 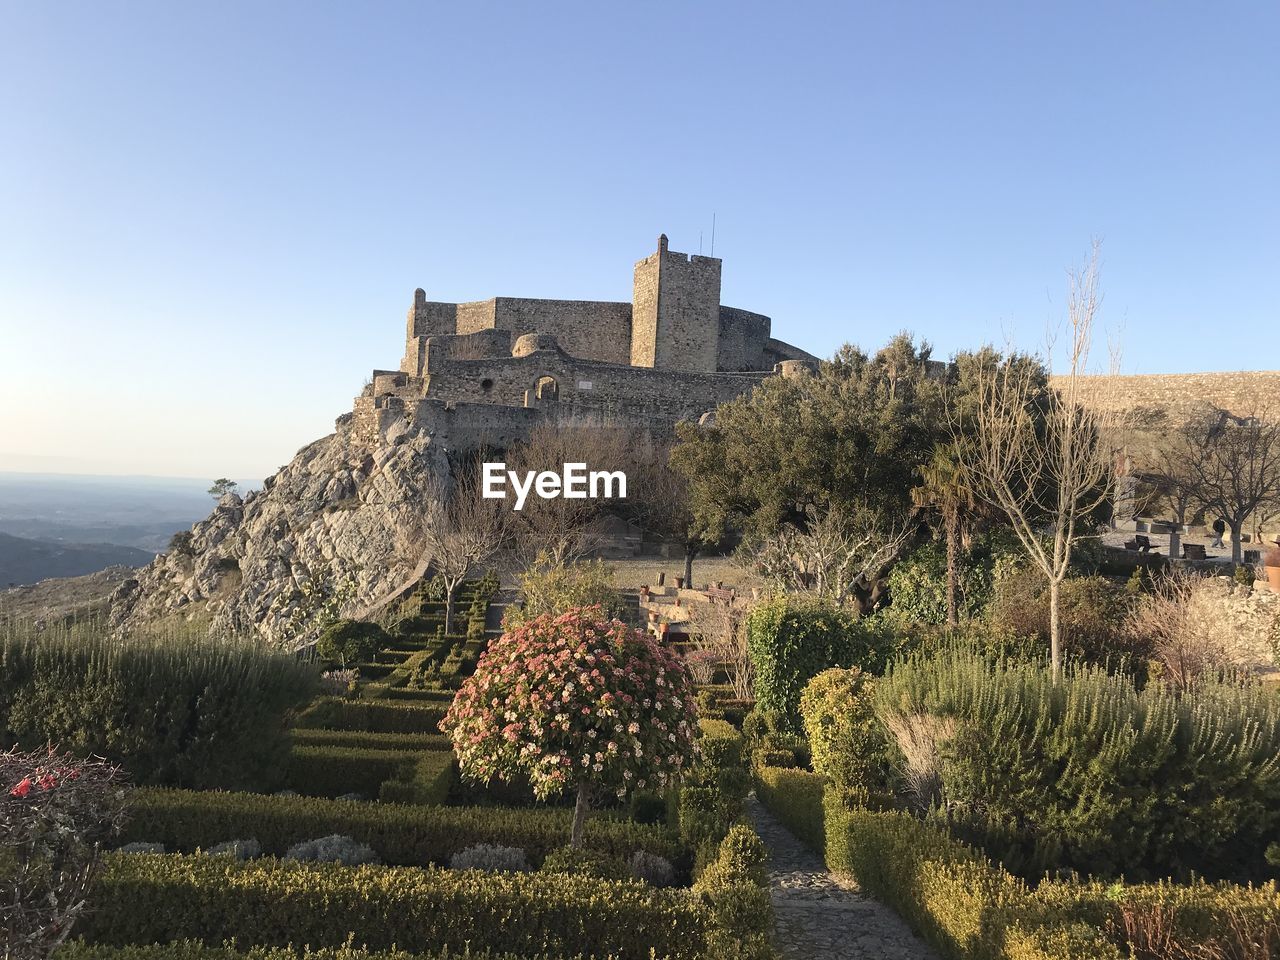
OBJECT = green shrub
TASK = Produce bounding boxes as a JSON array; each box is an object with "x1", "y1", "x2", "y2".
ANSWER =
[
  {"x1": 502, "y1": 554, "x2": 626, "y2": 629},
  {"x1": 290, "y1": 728, "x2": 451, "y2": 752},
  {"x1": 691, "y1": 825, "x2": 773, "y2": 960},
  {"x1": 799, "y1": 666, "x2": 890, "y2": 806},
  {"x1": 294, "y1": 697, "x2": 448, "y2": 735},
  {"x1": 825, "y1": 796, "x2": 1025, "y2": 960},
  {"x1": 883, "y1": 540, "x2": 1000, "y2": 626},
  {"x1": 57, "y1": 941, "x2": 634, "y2": 960},
  {"x1": 0, "y1": 619, "x2": 316, "y2": 791},
  {"x1": 696, "y1": 719, "x2": 744, "y2": 770},
  {"x1": 316, "y1": 620, "x2": 392, "y2": 668},
  {"x1": 286, "y1": 745, "x2": 426, "y2": 798},
  {"x1": 120, "y1": 787, "x2": 682, "y2": 866},
  {"x1": 539, "y1": 844, "x2": 631, "y2": 881},
  {"x1": 752, "y1": 766, "x2": 825, "y2": 852},
  {"x1": 985, "y1": 568, "x2": 1141, "y2": 666},
  {"x1": 875, "y1": 647, "x2": 1280, "y2": 881},
  {"x1": 82, "y1": 853, "x2": 707, "y2": 960},
  {"x1": 378, "y1": 752, "x2": 453, "y2": 805},
  {"x1": 822, "y1": 790, "x2": 1280, "y2": 960},
  {"x1": 746, "y1": 595, "x2": 891, "y2": 730}
]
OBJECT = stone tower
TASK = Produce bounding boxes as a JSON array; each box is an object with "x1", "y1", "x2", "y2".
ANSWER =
[{"x1": 630, "y1": 234, "x2": 723, "y2": 372}]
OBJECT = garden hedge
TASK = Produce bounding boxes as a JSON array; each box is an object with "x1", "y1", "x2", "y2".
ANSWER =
[
  {"x1": 752, "y1": 766, "x2": 1280, "y2": 960},
  {"x1": 82, "y1": 853, "x2": 707, "y2": 960},
  {"x1": 121, "y1": 788, "x2": 683, "y2": 866},
  {"x1": 294, "y1": 697, "x2": 449, "y2": 734},
  {"x1": 290, "y1": 728, "x2": 452, "y2": 752},
  {"x1": 745, "y1": 595, "x2": 890, "y2": 729},
  {"x1": 0, "y1": 620, "x2": 316, "y2": 791},
  {"x1": 58, "y1": 942, "x2": 634, "y2": 960},
  {"x1": 378, "y1": 751, "x2": 454, "y2": 805},
  {"x1": 751, "y1": 765, "x2": 825, "y2": 852},
  {"x1": 286, "y1": 745, "x2": 428, "y2": 798}
]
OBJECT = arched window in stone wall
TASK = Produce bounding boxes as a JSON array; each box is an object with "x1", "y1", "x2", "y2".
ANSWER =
[{"x1": 535, "y1": 375, "x2": 560, "y2": 402}]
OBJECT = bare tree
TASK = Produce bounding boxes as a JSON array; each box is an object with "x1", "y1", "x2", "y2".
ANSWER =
[
  {"x1": 740, "y1": 503, "x2": 915, "y2": 613},
  {"x1": 1169, "y1": 407, "x2": 1280, "y2": 565},
  {"x1": 685, "y1": 596, "x2": 753, "y2": 700},
  {"x1": 954, "y1": 244, "x2": 1122, "y2": 679},
  {"x1": 505, "y1": 420, "x2": 634, "y2": 564},
  {"x1": 417, "y1": 468, "x2": 507, "y2": 634},
  {"x1": 1146, "y1": 441, "x2": 1207, "y2": 561},
  {"x1": 624, "y1": 444, "x2": 723, "y2": 587}
]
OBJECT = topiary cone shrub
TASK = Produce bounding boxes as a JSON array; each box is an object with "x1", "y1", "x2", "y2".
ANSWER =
[{"x1": 442, "y1": 605, "x2": 697, "y2": 848}]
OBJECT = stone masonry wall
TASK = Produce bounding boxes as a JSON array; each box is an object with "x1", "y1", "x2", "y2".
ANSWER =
[
  {"x1": 419, "y1": 349, "x2": 765, "y2": 425},
  {"x1": 1063, "y1": 371, "x2": 1280, "y2": 427},
  {"x1": 630, "y1": 250, "x2": 661, "y2": 368},
  {"x1": 492, "y1": 298, "x2": 633, "y2": 365},
  {"x1": 717, "y1": 307, "x2": 772, "y2": 371},
  {"x1": 629, "y1": 237, "x2": 723, "y2": 373}
]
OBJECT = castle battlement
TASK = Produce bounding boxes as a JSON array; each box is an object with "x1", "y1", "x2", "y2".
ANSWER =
[{"x1": 355, "y1": 235, "x2": 817, "y2": 450}]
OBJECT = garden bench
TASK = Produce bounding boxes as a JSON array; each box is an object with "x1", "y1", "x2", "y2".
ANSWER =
[
  {"x1": 703, "y1": 586, "x2": 736, "y2": 603},
  {"x1": 1134, "y1": 535, "x2": 1154, "y2": 554},
  {"x1": 1182, "y1": 543, "x2": 1207, "y2": 560}
]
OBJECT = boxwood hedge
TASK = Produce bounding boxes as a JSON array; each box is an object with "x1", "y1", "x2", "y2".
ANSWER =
[
  {"x1": 294, "y1": 698, "x2": 449, "y2": 735},
  {"x1": 120, "y1": 788, "x2": 683, "y2": 866},
  {"x1": 81, "y1": 854, "x2": 706, "y2": 960}
]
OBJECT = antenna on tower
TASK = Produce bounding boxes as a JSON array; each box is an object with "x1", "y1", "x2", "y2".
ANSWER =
[
  {"x1": 699, "y1": 231, "x2": 703, "y2": 255},
  {"x1": 711, "y1": 213, "x2": 716, "y2": 257}
]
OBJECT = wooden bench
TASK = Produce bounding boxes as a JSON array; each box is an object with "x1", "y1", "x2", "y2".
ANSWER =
[
  {"x1": 703, "y1": 586, "x2": 737, "y2": 604},
  {"x1": 1182, "y1": 543, "x2": 1208, "y2": 561},
  {"x1": 1134, "y1": 535, "x2": 1154, "y2": 554}
]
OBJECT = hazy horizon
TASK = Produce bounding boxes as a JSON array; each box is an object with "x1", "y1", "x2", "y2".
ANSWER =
[{"x1": 3, "y1": 2, "x2": 1277, "y2": 479}]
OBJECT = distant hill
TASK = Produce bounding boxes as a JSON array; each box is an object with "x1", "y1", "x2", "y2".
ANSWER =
[
  {"x1": 0, "y1": 532, "x2": 154, "y2": 588},
  {"x1": 0, "y1": 564, "x2": 137, "y2": 621}
]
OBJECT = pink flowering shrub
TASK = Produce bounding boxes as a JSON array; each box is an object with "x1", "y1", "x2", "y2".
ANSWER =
[
  {"x1": 442, "y1": 606, "x2": 698, "y2": 846},
  {"x1": 2, "y1": 748, "x2": 130, "y2": 958}
]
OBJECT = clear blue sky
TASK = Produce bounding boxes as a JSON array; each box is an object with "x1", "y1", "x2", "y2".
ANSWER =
[{"x1": 2, "y1": 1, "x2": 1277, "y2": 480}]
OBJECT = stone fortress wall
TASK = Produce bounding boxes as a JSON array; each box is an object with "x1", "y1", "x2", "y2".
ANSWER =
[{"x1": 354, "y1": 235, "x2": 819, "y2": 451}]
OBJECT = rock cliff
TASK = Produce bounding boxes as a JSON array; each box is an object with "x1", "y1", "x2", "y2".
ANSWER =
[{"x1": 110, "y1": 415, "x2": 448, "y2": 645}]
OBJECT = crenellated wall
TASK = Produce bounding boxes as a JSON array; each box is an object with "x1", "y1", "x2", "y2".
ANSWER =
[{"x1": 372, "y1": 234, "x2": 818, "y2": 451}]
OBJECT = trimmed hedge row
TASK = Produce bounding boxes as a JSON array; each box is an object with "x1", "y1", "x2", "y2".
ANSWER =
[
  {"x1": 751, "y1": 765, "x2": 825, "y2": 852},
  {"x1": 290, "y1": 728, "x2": 452, "y2": 752},
  {"x1": 286, "y1": 745, "x2": 428, "y2": 798},
  {"x1": 382, "y1": 687, "x2": 456, "y2": 703},
  {"x1": 295, "y1": 698, "x2": 448, "y2": 734},
  {"x1": 121, "y1": 788, "x2": 684, "y2": 866},
  {"x1": 57, "y1": 941, "x2": 629, "y2": 960},
  {"x1": 695, "y1": 719, "x2": 743, "y2": 769},
  {"x1": 755, "y1": 764, "x2": 1280, "y2": 960},
  {"x1": 81, "y1": 853, "x2": 706, "y2": 960},
  {"x1": 378, "y1": 752, "x2": 454, "y2": 806}
]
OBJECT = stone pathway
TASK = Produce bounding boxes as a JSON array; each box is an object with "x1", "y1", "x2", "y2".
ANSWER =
[{"x1": 747, "y1": 795, "x2": 939, "y2": 960}]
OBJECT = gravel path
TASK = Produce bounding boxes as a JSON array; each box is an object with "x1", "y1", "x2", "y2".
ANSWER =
[{"x1": 747, "y1": 795, "x2": 939, "y2": 960}]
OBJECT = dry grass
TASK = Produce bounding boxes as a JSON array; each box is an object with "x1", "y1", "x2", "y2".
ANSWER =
[{"x1": 606, "y1": 556, "x2": 764, "y2": 593}]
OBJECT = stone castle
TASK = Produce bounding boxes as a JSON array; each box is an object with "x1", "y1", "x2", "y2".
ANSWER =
[{"x1": 349, "y1": 235, "x2": 817, "y2": 450}]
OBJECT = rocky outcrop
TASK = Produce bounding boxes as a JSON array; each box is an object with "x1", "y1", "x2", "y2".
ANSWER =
[{"x1": 111, "y1": 416, "x2": 448, "y2": 645}]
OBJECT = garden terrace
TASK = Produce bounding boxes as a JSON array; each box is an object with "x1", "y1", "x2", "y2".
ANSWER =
[{"x1": 65, "y1": 579, "x2": 780, "y2": 959}]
